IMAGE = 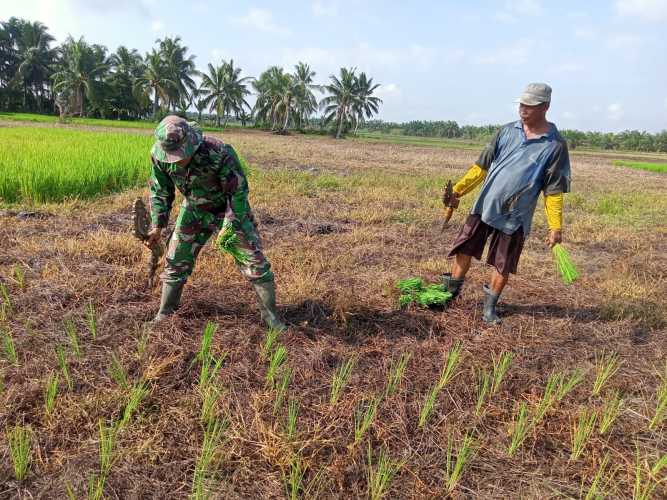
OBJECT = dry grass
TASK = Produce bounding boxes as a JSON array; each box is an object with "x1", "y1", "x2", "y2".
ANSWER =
[{"x1": 0, "y1": 124, "x2": 666, "y2": 498}]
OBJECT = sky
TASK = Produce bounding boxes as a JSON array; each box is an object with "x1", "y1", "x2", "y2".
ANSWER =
[{"x1": 2, "y1": 0, "x2": 666, "y2": 132}]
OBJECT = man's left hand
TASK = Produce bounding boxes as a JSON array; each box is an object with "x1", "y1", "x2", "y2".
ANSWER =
[{"x1": 546, "y1": 229, "x2": 562, "y2": 247}]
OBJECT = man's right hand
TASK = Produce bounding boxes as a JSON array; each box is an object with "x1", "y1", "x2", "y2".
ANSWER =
[{"x1": 146, "y1": 227, "x2": 163, "y2": 248}]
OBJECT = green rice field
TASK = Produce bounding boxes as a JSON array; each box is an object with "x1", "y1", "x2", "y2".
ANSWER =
[
  {"x1": 0, "y1": 127, "x2": 153, "y2": 204},
  {"x1": 613, "y1": 159, "x2": 667, "y2": 173}
]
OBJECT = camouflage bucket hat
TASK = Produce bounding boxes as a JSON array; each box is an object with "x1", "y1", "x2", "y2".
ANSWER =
[{"x1": 151, "y1": 115, "x2": 203, "y2": 163}]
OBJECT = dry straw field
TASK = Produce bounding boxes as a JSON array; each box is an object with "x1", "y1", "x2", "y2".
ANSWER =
[{"x1": 0, "y1": 120, "x2": 666, "y2": 499}]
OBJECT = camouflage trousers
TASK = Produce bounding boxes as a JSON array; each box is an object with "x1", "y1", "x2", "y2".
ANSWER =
[{"x1": 160, "y1": 199, "x2": 274, "y2": 285}]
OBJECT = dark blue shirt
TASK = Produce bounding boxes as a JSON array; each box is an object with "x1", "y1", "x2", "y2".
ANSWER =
[{"x1": 471, "y1": 121, "x2": 571, "y2": 236}]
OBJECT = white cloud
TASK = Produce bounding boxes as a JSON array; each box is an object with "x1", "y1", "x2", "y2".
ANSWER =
[
  {"x1": 234, "y1": 8, "x2": 291, "y2": 37},
  {"x1": 497, "y1": 0, "x2": 544, "y2": 21},
  {"x1": 375, "y1": 83, "x2": 401, "y2": 100},
  {"x1": 562, "y1": 111, "x2": 577, "y2": 120},
  {"x1": 606, "y1": 33, "x2": 646, "y2": 49},
  {"x1": 150, "y1": 19, "x2": 165, "y2": 32},
  {"x1": 615, "y1": 0, "x2": 667, "y2": 22},
  {"x1": 574, "y1": 26, "x2": 598, "y2": 39},
  {"x1": 607, "y1": 103, "x2": 624, "y2": 121},
  {"x1": 312, "y1": 0, "x2": 339, "y2": 17},
  {"x1": 210, "y1": 48, "x2": 231, "y2": 63},
  {"x1": 475, "y1": 41, "x2": 531, "y2": 65}
]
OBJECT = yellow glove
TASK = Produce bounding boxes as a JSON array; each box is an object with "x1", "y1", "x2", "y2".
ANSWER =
[{"x1": 453, "y1": 164, "x2": 487, "y2": 196}]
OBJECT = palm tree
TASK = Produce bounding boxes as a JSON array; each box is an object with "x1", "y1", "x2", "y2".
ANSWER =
[
  {"x1": 351, "y1": 72, "x2": 382, "y2": 134},
  {"x1": 292, "y1": 62, "x2": 321, "y2": 129},
  {"x1": 7, "y1": 18, "x2": 55, "y2": 111},
  {"x1": 253, "y1": 66, "x2": 289, "y2": 131},
  {"x1": 134, "y1": 49, "x2": 174, "y2": 120},
  {"x1": 51, "y1": 36, "x2": 109, "y2": 117},
  {"x1": 320, "y1": 67, "x2": 359, "y2": 139},
  {"x1": 200, "y1": 59, "x2": 251, "y2": 127},
  {"x1": 156, "y1": 36, "x2": 198, "y2": 111},
  {"x1": 108, "y1": 46, "x2": 146, "y2": 119}
]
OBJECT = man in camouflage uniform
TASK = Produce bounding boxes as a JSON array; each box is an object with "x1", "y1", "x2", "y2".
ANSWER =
[{"x1": 145, "y1": 115, "x2": 285, "y2": 330}]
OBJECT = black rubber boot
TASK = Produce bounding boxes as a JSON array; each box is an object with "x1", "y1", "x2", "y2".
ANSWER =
[
  {"x1": 442, "y1": 272, "x2": 464, "y2": 299},
  {"x1": 252, "y1": 280, "x2": 287, "y2": 331},
  {"x1": 153, "y1": 281, "x2": 185, "y2": 322},
  {"x1": 482, "y1": 284, "x2": 501, "y2": 325}
]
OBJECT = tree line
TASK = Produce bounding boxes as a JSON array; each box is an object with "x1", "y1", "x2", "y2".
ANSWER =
[
  {"x1": 0, "y1": 17, "x2": 381, "y2": 138},
  {"x1": 364, "y1": 120, "x2": 667, "y2": 153}
]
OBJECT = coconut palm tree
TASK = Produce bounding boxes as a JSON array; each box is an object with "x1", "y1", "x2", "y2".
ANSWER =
[
  {"x1": 134, "y1": 49, "x2": 174, "y2": 120},
  {"x1": 108, "y1": 46, "x2": 146, "y2": 119},
  {"x1": 51, "y1": 36, "x2": 109, "y2": 117},
  {"x1": 7, "y1": 18, "x2": 55, "y2": 111},
  {"x1": 320, "y1": 67, "x2": 359, "y2": 139},
  {"x1": 156, "y1": 36, "x2": 198, "y2": 111},
  {"x1": 253, "y1": 66, "x2": 290, "y2": 131},
  {"x1": 292, "y1": 61, "x2": 321, "y2": 129},
  {"x1": 200, "y1": 59, "x2": 251, "y2": 127},
  {"x1": 351, "y1": 72, "x2": 382, "y2": 134}
]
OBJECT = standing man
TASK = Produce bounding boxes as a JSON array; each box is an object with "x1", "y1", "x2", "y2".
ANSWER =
[
  {"x1": 146, "y1": 115, "x2": 286, "y2": 330},
  {"x1": 443, "y1": 83, "x2": 571, "y2": 324}
]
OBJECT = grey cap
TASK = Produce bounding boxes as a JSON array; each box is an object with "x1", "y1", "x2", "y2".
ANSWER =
[{"x1": 515, "y1": 83, "x2": 552, "y2": 105}]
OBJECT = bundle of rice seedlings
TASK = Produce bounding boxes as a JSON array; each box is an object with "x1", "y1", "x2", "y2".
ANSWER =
[
  {"x1": 552, "y1": 244, "x2": 579, "y2": 284},
  {"x1": 215, "y1": 223, "x2": 249, "y2": 266},
  {"x1": 396, "y1": 278, "x2": 452, "y2": 308}
]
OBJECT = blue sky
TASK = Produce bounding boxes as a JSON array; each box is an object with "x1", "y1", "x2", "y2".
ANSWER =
[{"x1": 3, "y1": 0, "x2": 667, "y2": 132}]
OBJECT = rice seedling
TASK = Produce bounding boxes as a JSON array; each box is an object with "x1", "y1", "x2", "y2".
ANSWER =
[
  {"x1": 418, "y1": 383, "x2": 442, "y2": 429},
  {"x1": 284, "y1": 453, "x2": 305, "y2": 500},
  {"x1": 438, "y1": 341, "x2": 463, "y2": 390},
  {"x1": 508, "y1": 402, "x2": 531, "y2": 456},
  {"x1": 273, "y1": 367, "x2": 292, "y2": 414},
  {"x1": 552, "y1": 244, "x2": 579, "y2": 284},
  {"x1": 108, "y1": 351, "x2": 129, "y2": 390},
  {"x1": 474, "y1": 368, "x2": 492, "y2": 416},
  {"x1": 56, "y1": 344, "x2": 73, "y2": 391},
  {"x1": 581, "y1": 453, "x2": 611, "y2": 500},
  {"x1": 199, "y1": 354, "x2": 225, "y2": 391},
  {"x1": 64, "y1": 319, "x2": 82, "y2": 359},
  {"x1": 286, "y1": 398, "x2": 299, "y2": 441},
  {"x1": 87, "y1": 474, "x2": 104, "y2": 500},
  {"x1": 13, "y1": 265, "x2": 25, "y2": 290},
  {"x1": 0, "y1": 127, "x2": 153, "y2": 203},
  {"x1": 86, "y1": 302, "x2": 97, "y2": 340},
  {"x1": 65, "y1": 480, "x2": 76, "y2": 500},
  {"x1": 136, "y1": 326, "x2": 150, "y2": 358},
  {"x1": 200, "y1": 383, "x2": 221, "y2": 425},
  {"x1": 197, "y1": 321, "x2": 217, "y2": 363},
  {"x1": 261, "y1": 326, "x2": 281, "y2": 361},
  {"x1": 592, "y1": 351, "x2": 621, "y2": 397},
  {"x1": 44, "y1": 372, "x2": 59, "y2": 416},
  {"x1": 2, "y1": 328, "x2": 18, "y2": 366},
  {"x1": 491, "y1": 351, "x2": 513, "y2": 394},
  {"x1": 649, "y1": 362, "x2": 667, "y2": 430},
  {"x1": 266, "y1": 345, "x2": 287, "y2": 389},
  {"x1": 570, "y1": 409, "x2": 597, "y2": 461},
  {"x1": 384, "y1": 352, "x2": 411, "y2": 397},
  {"x1": 555, "y1": 368, "x2": 584, "y2": 402},
  {"x1": 367, "y1": 445, "x2": 402, "y2": 500},
  {"x1": 98, "y1": 419, "x2": 118, "y2": 477},
  {"x1": 118, "y1": 381, "x2": 148, "y2": 430},
  {"x1": 396, "y1": 277, "x2": 452, "y2": 308},
  {"x1": 354, "y1": 396, "x2": 382, "y2": 445},
  {"x1": 633, "y1": 447, "x2": 667, "y2": 500},
  {"x1": 7, "y1": 425, "x2": 32, "y2": 481},
  {"x1": 445, "y1": 431, "x2": 476, "y2": 493},
  {"x1": 599, "y1": 390, "x2": 623, "y2": 435},
  {"x1": 0, "y1": 370, "x2": 4, "y2": 395},
  {"x1": 191, "y1": 418, "x2": 227, "y2": 499},
  {"x1": 533, "y1": 372, "x2": 561, "y2": 425},
  {"x1": 215, "y1": 223, "x2": 250, "y2": 266},
  {"x1": 0, "y1": 282, "x2": 12, "y2": 315},
  {"x1": 330, "y1": 357, "x2": 355, "y2": 405}
]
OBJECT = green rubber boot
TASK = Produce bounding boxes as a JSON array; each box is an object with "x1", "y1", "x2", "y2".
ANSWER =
[
  {"x1": 153, "y1": 281, "x2": 185, "y2": 322},
  {"x1": 442, "y1": 272, "x2": 464, "y2": 299},
  {"x1": 482, "y1": 284, "x2": 501, "y2": 325},
  {"x1": 252, "y1": 280, "x2": 286, "y2": 331}
]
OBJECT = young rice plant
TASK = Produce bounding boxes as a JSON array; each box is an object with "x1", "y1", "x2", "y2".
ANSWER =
[
  {"x1": 330, "y1": 357, "x2": 355, "y2": 405},
  {"x1": 7, "y1": 425, "x2": 32, "y2": 481}
]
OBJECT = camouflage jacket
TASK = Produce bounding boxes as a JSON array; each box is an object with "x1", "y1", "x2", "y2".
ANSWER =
[{"x1": 149, "y1": 137, "x2": 248, "y2": 227}]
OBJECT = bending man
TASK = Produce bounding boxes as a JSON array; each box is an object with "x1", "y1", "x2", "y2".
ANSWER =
[
  {"x1": 443, "y1": 83, "x2": 571, "y2": 325},
  {"x1": 146, "y1": 115, "x2": 285, "y2": 330}
]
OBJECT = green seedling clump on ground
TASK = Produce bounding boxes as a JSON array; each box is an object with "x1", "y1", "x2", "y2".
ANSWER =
[
  {"x1": 396, "y1": 277, "x2": 452, "y2": 308},
  {"x1": 552, "y1": 244, "x2": 580, "y2": 285}
]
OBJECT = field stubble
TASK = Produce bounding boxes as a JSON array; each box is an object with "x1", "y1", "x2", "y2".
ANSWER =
[{"x1": 0, "y1": 124, "x2": 666, "y2": 498}]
